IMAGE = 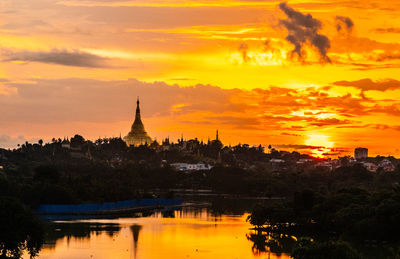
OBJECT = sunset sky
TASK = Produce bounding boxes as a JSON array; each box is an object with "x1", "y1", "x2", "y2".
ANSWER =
[{"x1": 1, "y1": 0, "x2": 400, "y2": 157}]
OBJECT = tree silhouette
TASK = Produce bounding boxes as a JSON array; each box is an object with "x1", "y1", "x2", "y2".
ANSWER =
[{"x1": 0, "y1": 197, "x2": 44, "y2": 259}]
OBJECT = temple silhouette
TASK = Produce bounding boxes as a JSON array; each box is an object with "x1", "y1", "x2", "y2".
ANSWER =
[{"x1": 124, "y1": 97, "x2": 152, "y2": 146}]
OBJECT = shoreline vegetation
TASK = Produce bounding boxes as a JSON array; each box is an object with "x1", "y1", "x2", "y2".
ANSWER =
[
  {"x1": 1, "y1": 135, "x2": 400, "y2": 258},
  {"x1": 247, "y1": 187, "x2": 400, "y2": 258}
]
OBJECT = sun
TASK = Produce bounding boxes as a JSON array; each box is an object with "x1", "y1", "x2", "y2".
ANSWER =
[
  {"x1": 305, "y1": 134, "x2": 334, "y2": 158},
  {"x1": 305, "y1": 134, "x2": 334, "y2": 148}
]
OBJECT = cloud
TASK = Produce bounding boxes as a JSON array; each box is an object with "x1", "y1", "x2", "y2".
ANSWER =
[
  {"x1": 0, "y1": 85, "x2": 17, "y2": 96},
  {"x1": 238, "y1": 42, "x2": 250, "y2": 63},
  {"x1": 375, "y1": 28, "x2": 400, "y2": 34},
  {"x1": 281, "y1": 132, "x2": 302, "y2": 137},
  {"x1": 335, "y1": 16, "x2": 354, "y2": 33},
  {"x1": 333, "y1": 78, "x2": 400, "y2": 91},
  {"x1": 1, "y1": 20, "x2": 50, "y2": 30},
  {"x1": 272, "y1": 144, "x2": 350, "y2": 157},
  {"x1": 0, "y1": 78, "x2": 368, "y2": 131},
  {"x1": 2, "y1": 49, "x2": 112, "y2": 68},
  {"x1": 369, "y1": 105, "x2": 400, "y2": 117},
  {"x1": 278, "y1": 2, "x2": 331, "y2": 63},
  {"x1": 0, "y1": 77, "x2": 398, "y2": 151},
  {"x1": 375, "y1": 53, "x2": 400, "y2": 62},
  {"x1": 273, "y1": 144, "x2": 324, "y2": 150},
  {"x1": 0, "y1": 135, "x2": 27, "y2": 149},
  {"x1": 308, "y1": 118, "x2": 351, "y2": 127},
  {"x1": 1, "y1": 78, "x2": 242, "y2": 124},
  {"x1": 203, "y1": 115, "x2": 261, "y2": 130}
]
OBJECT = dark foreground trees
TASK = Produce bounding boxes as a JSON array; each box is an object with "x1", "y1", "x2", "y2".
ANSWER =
[
  {"x1": 0, "y1": 197, "x2": 44, "y2": 259},
  {"x1": 247, "y1": 187, "x2": 400, "y2": 258},
  {"x1": 292, "y1": 238, "x2": 362, "y2": 259}
]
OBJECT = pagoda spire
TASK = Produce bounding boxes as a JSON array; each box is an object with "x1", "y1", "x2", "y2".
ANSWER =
[
  {"x1": 124, "y1": 96, "x2": 152, "y2": 146},
  {"x1": 135, "y1": 96, "x2": 141, "y2": 122}
]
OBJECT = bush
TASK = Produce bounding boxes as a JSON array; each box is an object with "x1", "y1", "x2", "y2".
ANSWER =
[{"x1": 0, "y1": 197, "x2": 44, "y2": 258}]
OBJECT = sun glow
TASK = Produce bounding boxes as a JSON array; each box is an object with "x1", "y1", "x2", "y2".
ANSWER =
[{"x1": 305, "y1": 133, "x2": 334, "y2": 158}]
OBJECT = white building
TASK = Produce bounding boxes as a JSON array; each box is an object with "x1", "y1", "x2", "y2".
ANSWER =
[
  {"x1": 296, "y1": 158, "x2": 314, "y2": 164},
  {"x1": 170, "y1": 162, "x2": 213, "y2": 172},
  {"x1": 270, "y1": 159, "x2": 285, "y2": 164},
  {"x1": 361, "y1": 162, "x2": 378, "y2": 172},
  {"x1": 379, "y1": 159, "x2": 396, "y2": 172}
]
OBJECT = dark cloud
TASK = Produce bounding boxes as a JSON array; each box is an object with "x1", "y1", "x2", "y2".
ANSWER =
[
  {"x1": 308, "y1": 118, "x2": 351, "y2": 127},
  {"x1": 322, "y1": 152, "x2": 343, "y2": 156},
  {"x1": 333, "y1": 78, "x2": 400, "y2": 91},
  {"x1": 272, "y1": 144, "x2": 349, "y2": 157},
  {"x1": 281, "y1": 132, "x2": 302, "y2": 137},
  {"x1": 278, "y1": 2, "x2": 331, "y2": 63},
  {"x1": 349, "y1": 63, "x2": 400, "y2": 71},
  {"x1": 2, "y1": 49, "x2": 111, "y2": 68},
  {"x1": 375, "y1": 53, "x2": 400, "y2": 62},
  {"x1": 273, "y1": 144, "x2": 324, "y2": 150},
  {"x1": 335, "y1": 16, "x2": 354, "y2": 33},
  {"x1": 263, "y1": 39, "x2": 272, "y2": 51},
  {"x1": 336, "y1": 124, "x2": 371, "y2": 129},
  {"x1": 369, "y1": 105, "x2": 400, "y2": 117}
]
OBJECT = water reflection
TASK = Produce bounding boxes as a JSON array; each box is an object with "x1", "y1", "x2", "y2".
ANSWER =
[
  {"x1": 246, "y1": 230, "x2": 297, "y2": 257},
  {"x1": 45, "y1": 223, "x2": 121, "y2": 249},
  {"x1": 26, "y1": 206, "x2": 292, "y2": 259},
  {"x1": 130, "y1": 225, "x2": 141, "y2": 259}
]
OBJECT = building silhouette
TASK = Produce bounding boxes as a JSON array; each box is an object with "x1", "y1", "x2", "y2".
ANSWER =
[
  {"x1": 124, "y1": 97, "x2": 152, "y2": 146},
  {"x1": 354, "y1": 147, "x2": 368, "y2": 160}
]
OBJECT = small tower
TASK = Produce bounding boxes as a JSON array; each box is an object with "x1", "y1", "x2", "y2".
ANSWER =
[
  {"x1": 217, "y1": 150, "x2": 222, "y2": 164},
  {"x1": 87, "y1": 145, "x2": 93, "y2": 160},
  {"x1": 216, "y1": 129, "x2": 219, "y2": 141}
]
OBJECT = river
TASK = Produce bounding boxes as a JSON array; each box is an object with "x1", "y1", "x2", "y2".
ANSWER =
[{"x1": 25, "y1": 204, "x2": 292, "y2": 259}]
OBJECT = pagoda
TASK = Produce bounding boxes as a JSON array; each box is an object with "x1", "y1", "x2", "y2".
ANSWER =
[{"x1": 124, "y1": 97, "x2": 152, "y2": 146}]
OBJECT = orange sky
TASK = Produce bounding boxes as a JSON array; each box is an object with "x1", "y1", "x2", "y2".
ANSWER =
[{"x1": 1, "y1": 0, "x2": 400, "y2": 157}]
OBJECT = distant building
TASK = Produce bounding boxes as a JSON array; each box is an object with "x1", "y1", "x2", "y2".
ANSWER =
[
  {"x1": 170, "y1": 162, "x2": 213, "y2": 172},
  {"x1": 124, "y1": 97, "x2": 152, "y2": 146},
  {"x1": 361, "y1": 162, "x2": 378, "y2": 172},
  {"x1": 354, "y1": 147, "x2": 368, "y2": 160},
  {"x1": 296, "y1": 158, "x2": 313, "y2": 164},
  {"x1": 315, "y1": 161, "x2": 333, "y2": 171},
  {"x1": 379, "y1": 159, "x2": 396, "y2": 172},
  {"x1": 270, "y1": 158, "x2": 285, "y2": 164},
  {"x1": 61, "y1": 138, "x2": 71, "y2": 149}
]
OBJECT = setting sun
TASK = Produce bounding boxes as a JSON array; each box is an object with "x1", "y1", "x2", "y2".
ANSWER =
[{"x1": 305, "y1": 133, "x2": 335, "y2": 158}]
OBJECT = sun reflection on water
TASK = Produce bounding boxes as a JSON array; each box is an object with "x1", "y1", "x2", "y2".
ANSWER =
[{"x1": 27, "y1": 209, "x2": 292, "y2": 259}]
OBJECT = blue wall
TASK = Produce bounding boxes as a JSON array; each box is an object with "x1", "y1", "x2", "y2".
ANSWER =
[{"x1": 36, "y1": 198, "x2": 182, "y2": 214}]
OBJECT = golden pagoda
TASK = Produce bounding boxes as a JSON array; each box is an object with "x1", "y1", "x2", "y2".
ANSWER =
[{"x1": 124, "y1": 97, "x2": 152, "y2": 146}]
